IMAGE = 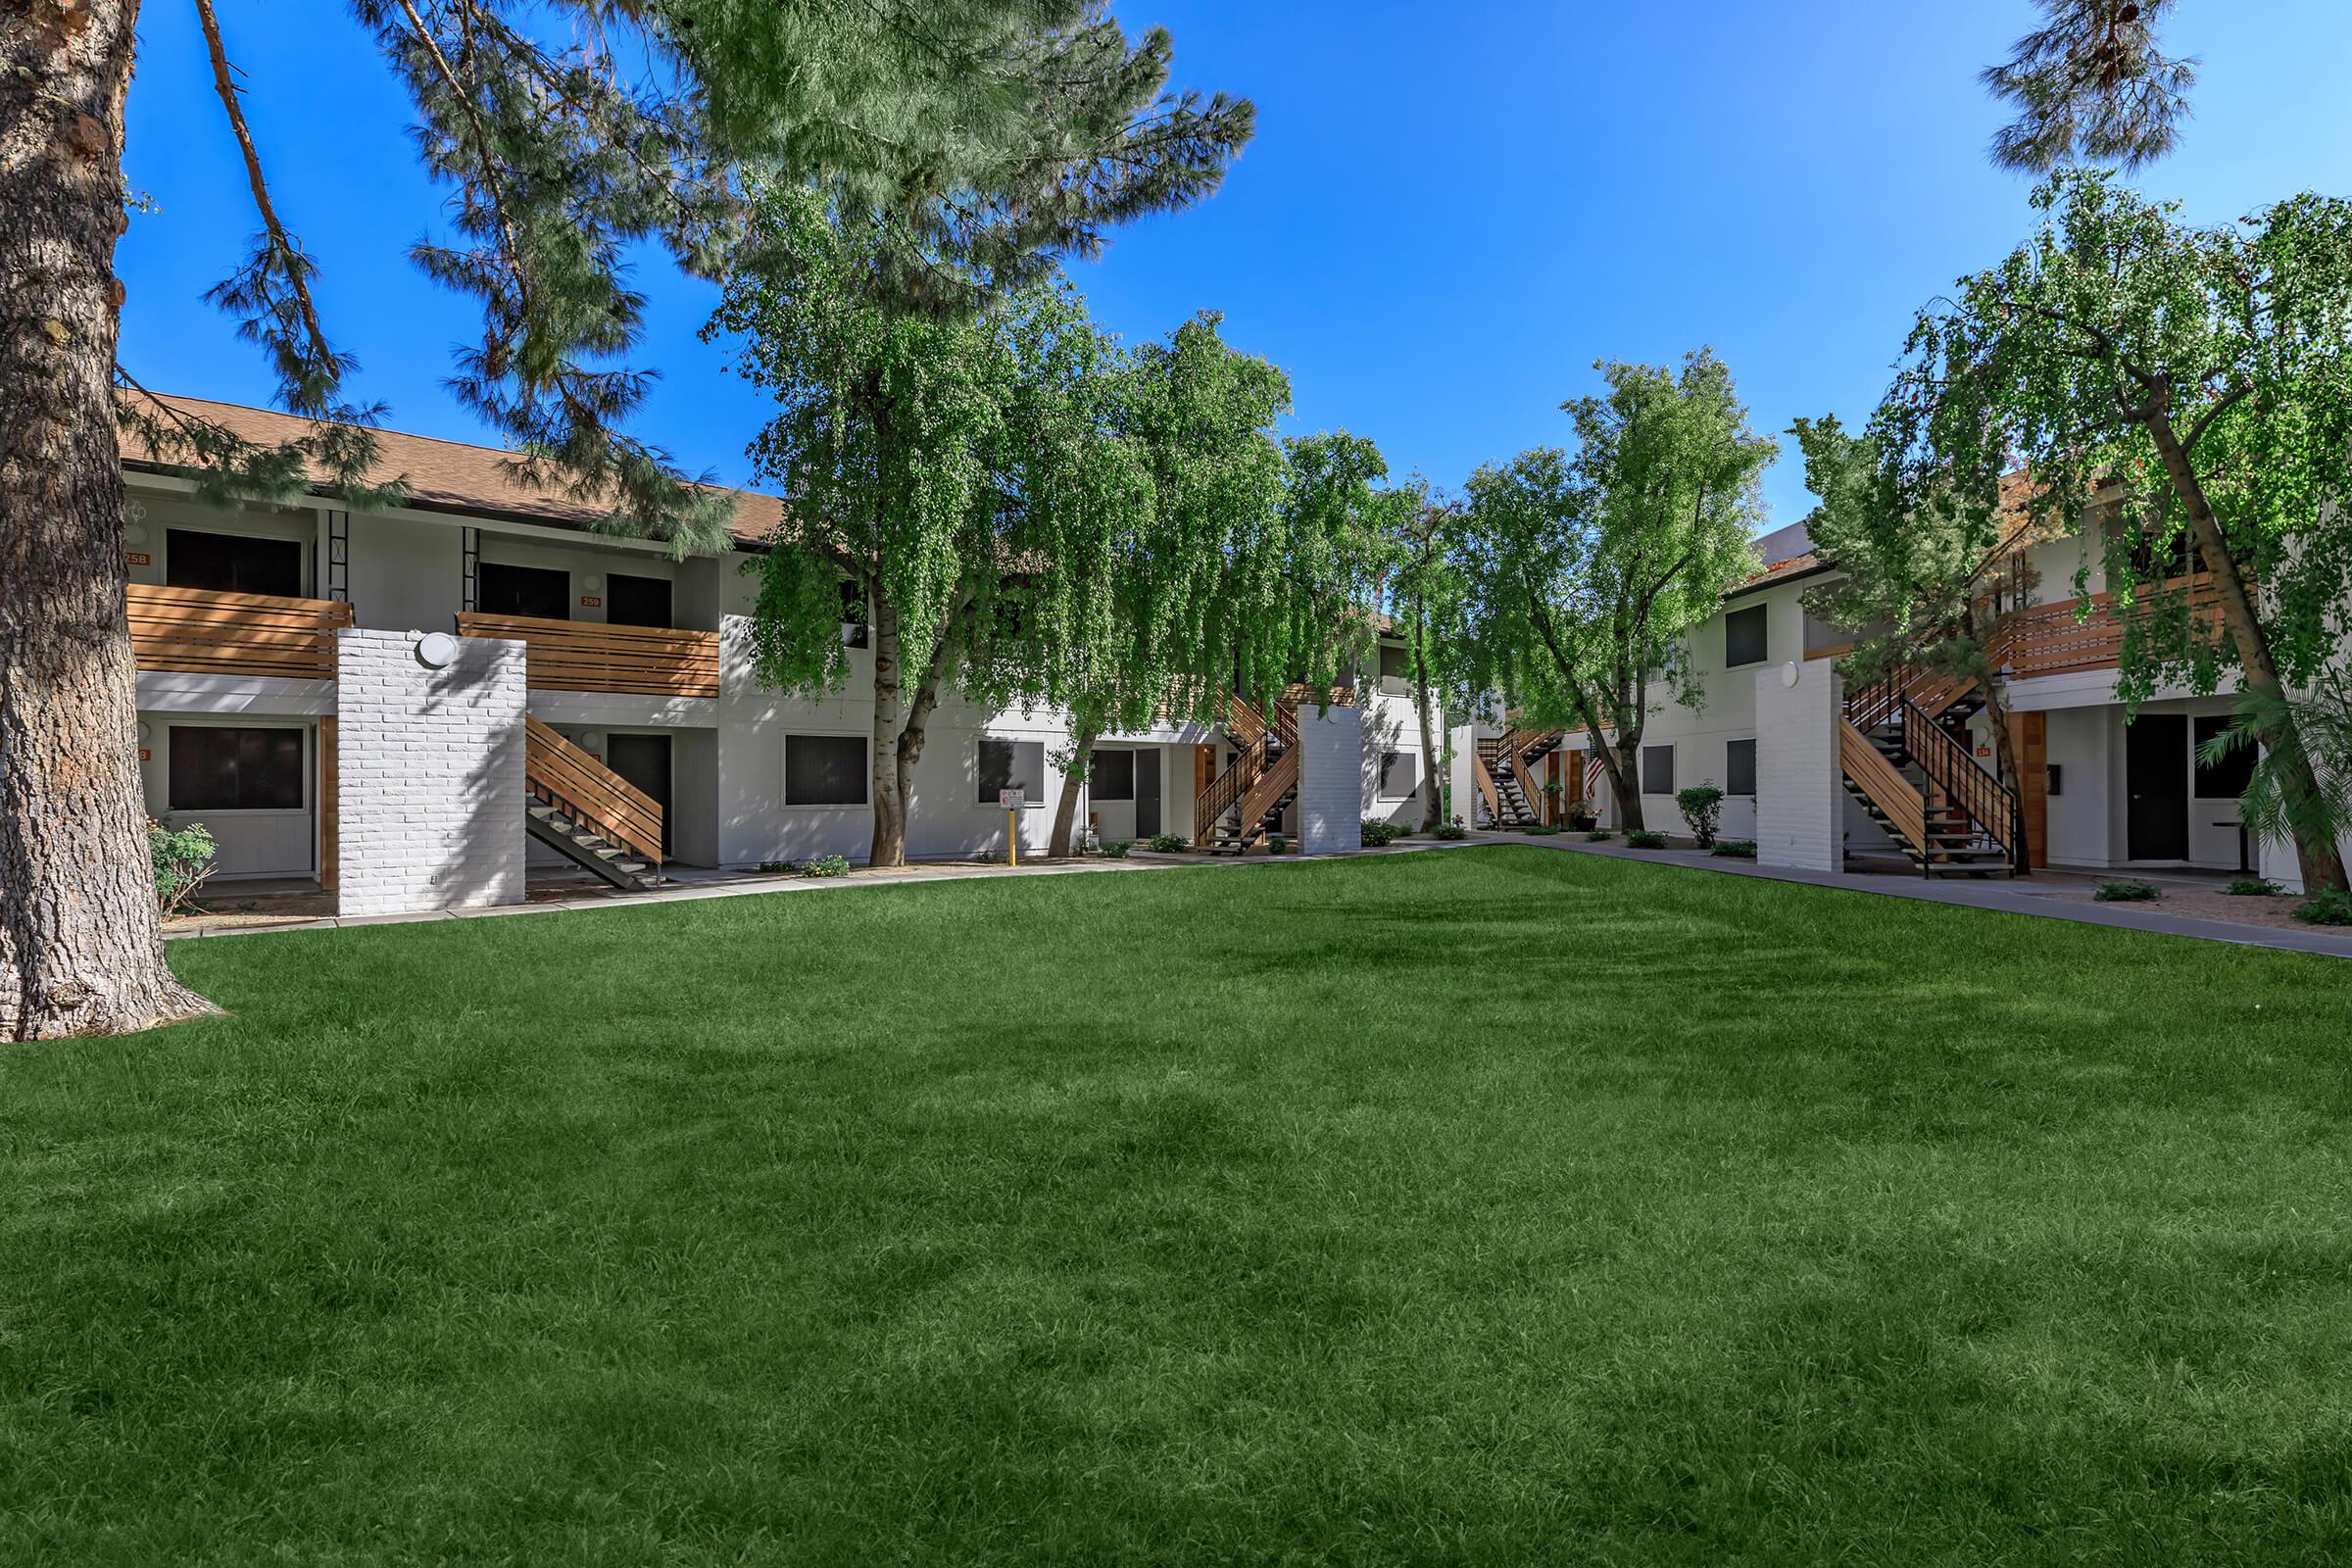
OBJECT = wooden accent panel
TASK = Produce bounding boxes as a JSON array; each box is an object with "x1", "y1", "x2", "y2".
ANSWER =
[
  {"x1": 2009, "y1": 710, "x2": 2048, "y2": 868},
  {"x1": 1470, "y1": 752, "x2": 1501, "y2": 824},
  {"x1": 318, "y1": 716, "x2": 339, "y2": 892},
  {"x1": 1236, "y1": 744, "x2": 1298, "y2": 834},
  {"x1": 523, "y1": 714, "x2": 664, "y2": 866},
  {"x1": 456, "y1": 612, "x2": 719, "y2": 699},
  {"x1": 1838, "y1": 718, "x2": 1927, "y2": 855},
  {"x1": 126, "y1": 583, "x2": 352, "y2": 678}
]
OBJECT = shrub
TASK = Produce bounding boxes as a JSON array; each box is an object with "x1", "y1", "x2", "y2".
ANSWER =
[
  {"x1": 1585, "y1": 829, "x2": 1614, "y2": 843},
  {"x1": 1102, "y1": 839, "x2": 1131, "y2": 859},
  {"x1": 801, "y1": 854, "x2": 851, "y2": 879},
  {"x1": 1359, "y1": 818, "x2": 1402, "y2": 847},
  {"x1": 1712, "y1": 839, "x2": 1757, "y2": 859},
  {"x1": 1148, "y1": 834, "x2": 1189, "y2": 854},
  {"x1": 1675, "y1": 784, "x2": 1725, "y2": 850},
  {"x1": 2225, "y1": 875, "x2": 2283, "y2": 897},
  {"x1": 2094, "y1": 878, "x2": 2161, "y2": 903},
  {"x1": 2294, "y1": 888, "x2": 2352, "y2": 926},
  {"x1": 1266, "y1": 833, "x2": 1291, "y2": 855},
  {"x1": 1435, "y1": 821, "x2": 1467, "y2": 841},
  {"x1": 1626, "y1": 829, "x2": 1669, "y2": 850},
  {"x1": 149, "y1": 820, "x2": 218, "y2": 917},
  {"x1": 1523, "y1": 822, "x2": 1563, "y2": 837},
  {"x1": 756, "y1": 859, "x2": 794, "y2": 874}
]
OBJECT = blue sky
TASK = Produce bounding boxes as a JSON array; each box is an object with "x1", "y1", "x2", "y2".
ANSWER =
[{"x1": 117, "y1": 1, "x2": 2352, "y2": 531}]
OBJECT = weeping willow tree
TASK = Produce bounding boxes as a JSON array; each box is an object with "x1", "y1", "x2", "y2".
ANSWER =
[{"x1": 2, "y1": 0, "x2": 1250, "y2": 1037}]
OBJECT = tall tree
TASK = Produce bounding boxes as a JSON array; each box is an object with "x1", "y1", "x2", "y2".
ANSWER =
[
  {"x1": 1888, "y1": 169, "x2": 2352, "y2": 892},
  {"x1": 1378, "y1": 484, "x2": 1466, "y2": 834},
  {"x1": 2, "y1": 0, "x2": 1250, "y2": 1038},
  {"x1": 1033, "y1": 313, "x2": 1292, "y2": 858},
  {"x1": 1982, "y1": 0, "x2": 2196, "y2": 172},
  {"x1": 1454, "y1": 353, "x2": 1773, "y2": 832},
  {"x1": 1790, "y1": 415, "x2": 2033, "y2": 795}
]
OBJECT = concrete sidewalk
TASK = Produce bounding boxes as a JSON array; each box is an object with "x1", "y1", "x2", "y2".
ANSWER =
[{"x1": 1472, "y1": 832, "x2": 2352, "y2": 960}]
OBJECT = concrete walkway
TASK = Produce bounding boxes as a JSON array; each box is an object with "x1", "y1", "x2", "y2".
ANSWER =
[{"x1": 1473, "y1": 832, "x2": 2352, "y2": 960}]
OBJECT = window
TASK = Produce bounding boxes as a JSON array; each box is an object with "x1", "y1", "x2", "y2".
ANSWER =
[
  {"x1": 169, "y1": 726, "x2": 304, "y2": 811},
  {"x1": 1380, "y1": 750, "x2": 1417, "y2": 799},
  {"x1": 167, "y1": 527, "x2": 303, "y2": 597},
  {"x1": 477, "y1": 562, "x2": 570, "y2": 620},
  {"x1": 1641, "y1": 745, "x2": 1674, "y2": 796},
  {"x1": 1725, "y1": 738, "x2": 1757, "y2": 798},
  {"x1": 605, "y1": 572, "x2": 671, "y2": 628},
  {"x1": 1091, "y1": 749, "x2": 1135, "y2": 802},
  {"x1": 839, "y1": 579, "x2": 868, "y2": 649},
  {"x1": 784, "y1": 734, "x2": 865, "y2": 806},
  {"x1": 2193, "y1": 714, "x2": 2255, "y2": 799},
  {"x1": 1378, "y1": 643, "x2": 1411, "y2": 694},
  {"x1": 977, "y1": 737, "x2": 1045, "y2": 806},
  {"x1": 1725, "y1": 604, "x2": 1768, "y2": 667}
]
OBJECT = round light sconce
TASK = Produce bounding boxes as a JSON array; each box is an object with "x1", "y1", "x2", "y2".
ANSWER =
[
  {"x1": 580, "y1": 731, "x2": 605, "y2": 751},
  {"x1": 1780, "y1": 661, "x2": 1800, "y2": 689},
  {"x1": 416, "y1": 630, "x2": 461, "y2": 668},
  {"x1": 581, "y1": 573, "x2": 605, "y2": 594},
  {"x1": 136, "y1": 720, "x2": 154, "y2": 745}
]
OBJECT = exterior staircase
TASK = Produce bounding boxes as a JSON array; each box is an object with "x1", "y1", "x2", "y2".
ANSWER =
[
  {"x1": 522, "y1": 714, "x2": 665, "y2": 892},
  {"x1": 1472, "y1": 725, "x2": 1565, "y2": 829},
  {"x1": 1838, "y1": 673, "x2": 2022, "y2": 878},
  {"x1": 1196, "y1": 692, "x2": 1299, "y2": 856}
]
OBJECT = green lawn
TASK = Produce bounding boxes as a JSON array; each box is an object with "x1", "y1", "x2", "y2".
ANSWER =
[{"x1": 6, "y1": 847, "x2": 2352, "y2": 1563}]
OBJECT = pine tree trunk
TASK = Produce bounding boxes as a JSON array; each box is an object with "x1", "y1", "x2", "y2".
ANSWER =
[
  {"x1": 2146, "y1": 412, "x2": 2349, "y2": 892},
  {"x1": 2, "y1": 0, "x2": 214, "y2": 1039},
  {"x1": 867, "y1": 597, "x2": 908, "y2": 867},
  {"x1": 1049, "y1": 722, "x2": 1097, "y2": 858}
]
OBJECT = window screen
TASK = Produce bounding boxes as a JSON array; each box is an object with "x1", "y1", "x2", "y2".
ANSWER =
[
  {"x1": 1726, "y1": 738, "x2": 1757, "y2": 797},
  {"x1": 1379, "y1": 644, "x2": 1410, "y2": 690},
  {"x1": 1091, "y1": 749, "x2": 1135, "y2": 801},
  {"x1": 2193, "y1": 715, "x2": 2255, "y2": 799},
  {"x1": 1380, "y1": 750, "x2": 1417, "y2": 798},
  {"x1": 784, "y1": 734, "x2": 865, "y2": 806},
  {"x1": 477, "y1": 562, "x2": 570, "y2": 620},
  {"x1": 605, "y1": 572, "x2": 671, "y2": 627},
  {"x1": 166, "y1": 528, "x2": 304, "y2": 597},
  {"x1": 169, "y1": 726, "x2": 304, "y2": 811},
  {"x1": 1642, "y1": 745, "x2": 1674, "y2": 796},
  {"x1": 1725, "y1": 604, "x2": 1768, "y2": 667},
  {"x1": 978, "y1": 738, "x2": 1044, "y2": 806}
]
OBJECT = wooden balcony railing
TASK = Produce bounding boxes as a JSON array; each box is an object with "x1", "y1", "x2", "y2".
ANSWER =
[
  {"x1": 523, "y1": 714, "x2": 664, "y2": 867},
  {"x1": 454, "y1": 612, "x2": 720, "y2": 699},
  {"x1": 126, "y1": 582, "x2": 352, "y2": 679}
]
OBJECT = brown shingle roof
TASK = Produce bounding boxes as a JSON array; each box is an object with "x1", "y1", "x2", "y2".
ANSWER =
[
  {"x1": 1726, "y1": 470, "x2": 2049, "y2": 600},
  {"x1": 119, "y1": 393, "x2": 785, "y2": 548}
]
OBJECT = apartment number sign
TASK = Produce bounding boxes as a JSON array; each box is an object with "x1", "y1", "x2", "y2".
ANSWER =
[
  {"x1": 125, "y1": 552, "x2": 151, "y2": 566},
  {"x1": 579, "y1": 595, "x2": 602, "y2": 609}
]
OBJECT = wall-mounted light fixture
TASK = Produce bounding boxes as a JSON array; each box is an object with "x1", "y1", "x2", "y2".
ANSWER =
[
  {"x1": 1780, "y1": 661, "x2": 1800, "y2": 689},
  {"x1": 415, "y1": 631, "x2": 461, "y2": 668}
]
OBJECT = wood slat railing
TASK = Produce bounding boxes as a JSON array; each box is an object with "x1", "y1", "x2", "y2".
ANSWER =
[
  {"x1": 1900, "y1": 702, "x2": 2027, "y2": 873},
  {"x1": 1838, "y1": 719, "x2": 1928, "y2": 856},
  {"x1": 455, "y1": 612, "x2": 720, "y2": 699},
  {"x1": 127, "y1": 582, "x2": 352, "y2": 678},
  {"x1": 523, "y1": 714, "x2": 663, "y2": 867}
]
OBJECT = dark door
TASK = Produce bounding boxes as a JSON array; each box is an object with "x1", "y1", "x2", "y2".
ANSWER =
[
  {"x1": 2126, "y1": 713, "x2": 2188, "y2": 861},
  {"x1": 477, "y1": 562, "x2": 570, "y2": 620},
  {"x1": 1135, "y1": 750, "x2": 1161, "y2": 839},
  {"x1": 604, "y1": 733, "x2": 672, "y2": 856},
  {"x1": 606, "y1": 572, "x2": 671, "y2": 627}
]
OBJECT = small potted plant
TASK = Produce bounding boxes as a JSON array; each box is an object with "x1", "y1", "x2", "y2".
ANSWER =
[
  {"x1": 1541, "y1": 777, "x2": 1564, "y2": 824},
  {"x1": 1564, "y1": 783, "x2": 1597, "y2": 833}
]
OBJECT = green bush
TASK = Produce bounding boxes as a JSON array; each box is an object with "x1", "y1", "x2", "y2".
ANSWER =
[
  {"x1": 1148, "y1": 834, "x2": 1190, "y2": 854},
  {"x1": 1711, "y1": 839, "x2": 1758, "y2": 859},
  {"x1": 1435, "y1": 821, "x2": 1467, "y2": 841},
  {"x1": 1359, "y1": 819, "x2": 1402, "y2": 847},
  {"x1": 2293, "y1": 888, "x2": 2352, "y2": 926},
  {"x1": 801, "y1": 854, "x2": 851, "y2": 879},
  {"x1": 1585, "y1": 829, "x2": 1614, "y2": 843},
  {"x1": 149, "y1": 820, "x2": 218, "y2": 917},
  {"x1": 1675, "y1": 785, "x2": 1726, "y2": 850},
  {"x1": 1523, "y1": 822, "x2": 1563, "y2": 837},
  {"x1": 2094, "y1": 879, "x2": 2161, "y2": 903},
  {"x1": 1266, "y1": 834, "x2": 1291, "y2": 855},
  {"x1": 1102, "y1": 839, "x2": 1131, "y2": 859},
  {"x1": 2225, "y1": 876, "x2": 2283, "y2": 897},
  {"x1": 1626, "y1": 829, "x2": 1669, "y2": 850},
  {"x1": 756, "y1": 859, "x2": 794, "y2": 874}
]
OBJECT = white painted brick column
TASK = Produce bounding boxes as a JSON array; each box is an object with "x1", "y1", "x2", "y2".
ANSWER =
[
  {"x1": 1294, "y1": 701, "x2": 1363, "y2": 856},
  {"x1": 334, "y1": 629, "x2": 526, "y2": 916},
  {"x1": 1755, "y1": 660, "x2": 1843, "y2": 873}
]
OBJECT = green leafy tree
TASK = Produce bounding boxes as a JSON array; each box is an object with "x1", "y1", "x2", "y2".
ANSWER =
[
  {"x1": 1454, "y1": 352, "x2": 1773, "y2": 832},
  {"x1": 1379, "y1": 485, "x2": 1469, "y2": 833},
  {"x1": 1982, "y1": 0, "x2": 2196, "y2": 172},
  {"x1": 3, "y1": 0, "x2": 1250, "y2": 1038},
  {"x1": 1791, "y1": 414, "x2": 2033, "y2": 793},
  {"x1": 1887, "y1": 169, "x2": 2352, "y2": 891}
]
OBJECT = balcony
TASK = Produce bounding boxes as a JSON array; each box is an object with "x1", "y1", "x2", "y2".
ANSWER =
[
  {"x1": 454, "y1": 612, "x2": 720, "y2": 699},
  {"x1": 127, "y1": 582, "x2": 352, "y2": 680}
]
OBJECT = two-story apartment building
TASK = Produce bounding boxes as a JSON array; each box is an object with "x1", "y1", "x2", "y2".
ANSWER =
[
  {"x1": 1458, "y1": 509, "x2": 2346, "y2": 893},
  {"x1": 124, "y1": 395, "x2": 1446, "y2": 915}
]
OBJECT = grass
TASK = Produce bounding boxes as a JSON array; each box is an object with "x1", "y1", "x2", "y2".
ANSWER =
[{"x1": 7, "y1": 846, "x2": 2352, "y2": 1563}]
